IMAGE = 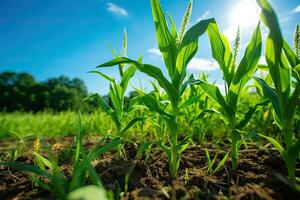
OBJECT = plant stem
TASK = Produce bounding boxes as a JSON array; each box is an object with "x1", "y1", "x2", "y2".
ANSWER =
[{"x1": 169, "y1": 100, "x2": 179, "y2": 178}]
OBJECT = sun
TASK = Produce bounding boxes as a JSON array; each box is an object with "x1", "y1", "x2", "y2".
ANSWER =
[{"x1": 230, "y1": 0, "x2": 260, "y2": 29}]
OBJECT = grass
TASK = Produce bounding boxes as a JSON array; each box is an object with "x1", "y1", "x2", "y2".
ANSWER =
[{"x1": 0, "y1": 111, "x2": 111, "y2": 139}]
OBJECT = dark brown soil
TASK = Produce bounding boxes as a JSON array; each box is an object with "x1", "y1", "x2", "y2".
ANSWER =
[{"x1": 0, "y1": 137, "x2": 299, "y2": 200}]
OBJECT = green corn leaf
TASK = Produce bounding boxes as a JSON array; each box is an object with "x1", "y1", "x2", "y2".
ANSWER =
[
  {"x1": 140, "y1": 94, "x2": 170, "y2": 118},
  {"x1": 258, "y1": 134, "x2": 284, "y2": 154},
  {"x1": 157, "y1": 140, "x2": 171, "y2": 160},
  {"x1": 179, "y1": 95, "x2": 201, "y2": 109},
  {"x1": 228, "y1": 23, "x2": 262, "y2": 110},
  {"x1": 176, "y1": 18, "x2": 213, "y2": 85},
  {"x1": 283, "y1": 84, "x2": 300, "y2": 121},
  {"x1": 257, "y1": 0, "x2": 291, "y2": 103},
  {"x1": 109, "y1": 84, "x2": 122, "y2": 115},
  {"x1": 97, "y1": 57, "x2": 178, "y2": 104},
  {"x1": 283, "y1": 40, "x2": 300, "y2": 67},
  {"x1": 0, "y1": 161, "x2": 51, "y2": 179},
  {"x1": 150, "y1": 0, "x2": 177, "y2": 78},
  {"x1": 213, "y1": 151, "x2": 229, "y2": 174},
  {"x1": 89, "y1": 71, "x2": 115, "y2": 83},
  {"x1": 180, "y1": 74, "x2": 199, "y2": 96},
  {"x1": 256, "y1": 0, "x2": 282, "y2": 60},
  {"x1": 88, "y1": 137, "x2": 122, "y2": 160},
  {"x1": 52, "y1": 167, "x2": 67, "y2": 200},
  {"x1": 135, "y1": 142, "x2": 153, "y2": 160},
  {"x1": 167, "y1": 13, "x2": 177, "y2": 39},
  {"x1": 120, "y1": 65, "x2": 136, "y2": 95},
  {"x1": 294, "y1": 64, "x2": 300, "y2": 80},
  {"x1": 284, "y1": 46, "x2": 300, "y2": 79},
  {"x1": 254, "y1": 77, "x2": 281, "y2": 119},
  {"x1": 205, "y1": 148, "x2": 212, "y2": 168},
  {"x1": 206, "y1": 21, "x2": 233, "y2": 86},
  {"x1": 34, "y1": 152, "x2": 54, "y2": 171},
  {"x1": 120, "y1": 117, "x2": 145, "y2": 134},
  {"x1": 177, "y1": 134, "x2": 194, "y2": 153},
  {"x1": 107, "y1": 110, "x2": 121, "y2": 131},
  {"x1": 67, "y1": 185, "x2": 107, "y2": 200},
  {"x1": 196, "y1": 80, "x2": 235, "y2": 122},
  {"x1": 235, "y1": 100, "x2": 268, "y2": 130},
  {"x1": 75, "y1": 111, "x2": 82, "y2": 166},
  {"x1": 81, "y1": 152, "x2": 103, "y2": 187},
  {"x1": 84, "y1": 93, "x2": 111, "y2": 114},
  {"x1": 282, "y1": 140, "x2": 300, "y2": 174},
  {"x1": 193, "y1": 109, "x2": 218, "y2": 121}
]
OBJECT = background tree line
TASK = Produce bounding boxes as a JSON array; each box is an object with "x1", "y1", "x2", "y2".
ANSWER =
[{"x1": 0, "y1": 71, "x2": 138, "y2": 112}]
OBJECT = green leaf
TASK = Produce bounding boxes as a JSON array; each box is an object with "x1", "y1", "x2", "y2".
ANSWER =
[
  {"x1": 97, "y1": 57, "x2": 178, "y2": 104},
  {"x1": 109, "y1": 84, "x2": 122, "y2": 115},
  {"x1": 254, "y1": 77, "x2": 281, "y2": 119},
  {"x1": 150, "y1": 0, "x2": 177, "y2": 78},
  {"x1": 282, "y1": 140, "x2": 300, "y2": 176},
  {"x1": 213, "y1": 151, "x2": 229, "y2": 174},
  {"x1": 167, "y1": 13, "x2": 177, "y2": 39},
  {"x1": 120, "y1": 117, "x2": 145, "y2": 133},
  {"x1": 180, "y1": 74, "x2": 199, "y2": 96},
  {"x1": 81, "y1": 152, "x2": 103, "y2": 187},
  {"x1": 256, "y1": 0, "x2": 282, "y2": 62},
  {"x1": 120, "y1": 65, "x2": 136, "y2": 95},
  {"x1": 89, "y1": 71, "x2": 115, "y2": 83},
  {"x1": 196, "y1": 80, "x2": 235, "y2": 122},
  {"x1": 176, "y1": 18, "x2": 213, "y2": 85},
  {"x1": 67, "y1": 185, "x2": 107, "y2": 200},
  {"x1": 75, "y1": 111, "x2": 82, "y2": 166},
  {"x1": 88, "y1": 137, "x2": 122, "y2": 160},
  {"x1": 0, "y1": 161, "x2": 51, "y2": 178},
  {"x1": 206, "y1": 20, "x2": 233, "y2": 85},
  {"x1": 228, "y1": 23, "x2": 262, "y2": 110},
  {"x1": 235, "y1": 100, "x2": 268, "y2": 130},
  {"x1": 179, "y1": 95, "x2": 201, "y2": 109},
  {"x1": 177, "y1": 134, "x2": 193, "y2": 153},
  {"x1": 84, "y1": 93, "x2": 111, "y2": 114},
  {"x1": 52, "y1": 167, "x2": 67, "y2": 200},
  {"x1": 258, "y1": 134, "x2": 284, "y2": 154},
  {"x1": 34, "y1": 152, "x2": 54, "y2": 171},
  {"x1": 205, "y1": 148, "x2": 212, "y2": 169},
  {"x1": 283, "y1": 84, "x2": 300, "y2": 121},
  {"x1": 283, "y1": 40, "x2": 300, "y2": 68}
]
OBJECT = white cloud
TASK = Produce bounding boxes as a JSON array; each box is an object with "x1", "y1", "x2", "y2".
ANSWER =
[
  {"x1": 292, "y1": 4, "x2": 300, "y2": 13},
  {"x1": 197, "y1": 10, "x2": 211, "y2": 21},
  {"x1": 107, "y1": 3, "x2": 128, "y2": 17},
  {"x1": 148, "y1": 48, "x2": 162, "y2": 57},
  {"x1": 187, "y1": 58, "x2": 218, "y2": 71}
]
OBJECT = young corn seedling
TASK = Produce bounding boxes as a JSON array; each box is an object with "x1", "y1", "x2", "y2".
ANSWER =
[
  {"x1": 0, "y1": 112, "x2": 122, "y2": 199},
  {"x1": 204, "y1": 148, "x2": 229, "y2": 176},
  {"x1": 254, "y1": 0, "x2": 300, "y2": 179},
  {"x1": 85, "y1": 30, "x2": 143, "y2": 157},
  {"x1": 195, "y1": 19, "x2": 264, "y2": 169},
  {"x1": 97, "y1": 0, "x2": 215, "y2": 178}
]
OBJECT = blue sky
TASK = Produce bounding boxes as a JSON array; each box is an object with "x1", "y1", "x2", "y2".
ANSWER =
[{"x1": 0, "y1": 0, "x2": 299, "y2": 94}]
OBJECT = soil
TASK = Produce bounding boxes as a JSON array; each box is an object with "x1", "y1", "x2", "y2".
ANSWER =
[{"x1": 0, "y1": 137, "x2": 299, "y2": 200}]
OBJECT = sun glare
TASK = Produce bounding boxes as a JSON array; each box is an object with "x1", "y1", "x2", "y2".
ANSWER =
[{"x1": 230, "y1": 0, "x2": 260, "y2": 29}]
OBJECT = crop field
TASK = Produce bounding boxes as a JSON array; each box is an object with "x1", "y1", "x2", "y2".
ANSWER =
[{"x1": 0, "y1": 0, "x2": 300, "y2": 199}]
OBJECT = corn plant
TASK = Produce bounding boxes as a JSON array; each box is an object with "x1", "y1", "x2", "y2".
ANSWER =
[
  {"x1": 97, "y1": 0, "x2": 215, "y2": 178},
  {"x1": 0, "y1": 112, "x2": 121, "y2": 199},
  {"x1": 254, "y1": 0, "x2": 300, "y2": 179},
  {"x1": 194, "y1": 19, "x2": 263, "y2": 169},
  {"x1": 85, "y1": 30, "x2": 144, "y2": 157},
  {"x1": 204, "y1": 148, "x2": 229, "y2": 176}
]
